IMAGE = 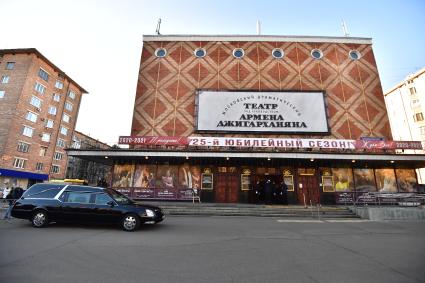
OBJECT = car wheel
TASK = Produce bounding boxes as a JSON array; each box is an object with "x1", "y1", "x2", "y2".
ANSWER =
[
  {"x1": 121, "y1": 213, "x2": 140, "y2": 232},
  {"x1": 31, "y1": 210, "x2": 49, "y2": 228}
]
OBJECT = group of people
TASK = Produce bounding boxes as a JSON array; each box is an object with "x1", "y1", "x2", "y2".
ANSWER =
[
  {"x1": 2, "y1": 183, "x2": 24, "y2": 220},
  {"x1": 253, "y1": 179, "x2": 288, "y2": 205}
]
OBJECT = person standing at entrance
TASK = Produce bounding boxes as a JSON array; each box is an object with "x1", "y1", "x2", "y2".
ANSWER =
[
  {"x1": 280, "y1": 181, "x2": 288, "y2": 205},
  {"x1": 265, "y1": 179, "x2": 273, "y2": 204}
]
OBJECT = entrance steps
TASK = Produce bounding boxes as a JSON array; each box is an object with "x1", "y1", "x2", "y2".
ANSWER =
[{"x1": 142, "y1": 202, "x2": 360, "y2": 219}]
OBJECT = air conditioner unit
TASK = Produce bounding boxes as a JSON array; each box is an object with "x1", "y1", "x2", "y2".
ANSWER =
[{"x1": 35, "y1": 107, "x2": 41, "y2": 112}]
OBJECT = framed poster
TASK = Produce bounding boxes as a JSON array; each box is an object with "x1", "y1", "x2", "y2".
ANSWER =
[
  {"x1": 241, "y1": 174, "x2": 251, "y2": 191},
  {"x1": 201, "y1": 173, "x2": 213, "y2": 190},
  {"x1": 322, "y1": 176, "x2": 334, "y2": 192},
  {"x1": 375, "y1": 169, "x2": 397, "y2": 192},
  {"x1": 283, "y1": 175, "x2": 294, "y2": 191}
]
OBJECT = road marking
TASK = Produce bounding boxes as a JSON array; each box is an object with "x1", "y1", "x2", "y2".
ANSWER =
[
  {"x1": 276, "y1": 219, "x2": 371, "y2": 223},
  {"x1": 277, "y1": 220, "x2": 324, "y2": 223},
  {"x1": 325, "y1": 219, "x2": 371, "y2": 223}
]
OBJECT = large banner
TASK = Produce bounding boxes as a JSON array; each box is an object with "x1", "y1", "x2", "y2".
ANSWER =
[
  {"x1": 118, "y1": 136, "x2": 422, "y2": 150},
  {"x1": 196, "y1": 91, "x2": 329, "y2": 133}
]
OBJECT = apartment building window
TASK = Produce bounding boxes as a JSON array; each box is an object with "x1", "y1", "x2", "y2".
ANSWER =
[
  {"x1": 39, "y1": 146, "x2": 47, "y2": 156},
  {"x1": 60, "y1": 126, "x2": 68, "y2": 136},
  {"x1": 53, "y1": 93, "x2": 60, "y2": 102},
  {"x1": 41, "y1": 133, "x2": 51, "y2": 142},
  {"x1": 409, "y1": 87, "x2": 417, "y2": 95},
  {"x1": 17, "y1": 141, "x2": 30, "y2": 153},
  {"x1": 420, "y1": 126, "x2": 425, "y2": 135},
  {"x1": 34, "y1": 82, "x2": 46, "y2": 94},
  {"x1": 46, "y1": 119, "x2": 54, "y2": 128},
  {"x1": 38, "y1": 68, "x2": 49, "y2": 81},
  {"x1": 62, "y1": 113, "x2": 70, "y2": 123},
  {"x1": 22, "y1": 126, "x2": 34, "y2": 137},
  {"x1": 57, "y1": 138, "x2": 66, "y2": 148},
  {"x1": 0, "y1": 90, "x2": 5, "y2": 98},
  {"x1": 68, "y1": 90, "x2": 76, "y2": 100},
  {"x1": 64, "y1": 101, "x2": 73, "y2": 111},
  {"x1": 13, "y1": 158, "x2": 26, "y2": 169},
  {"x1": 35, "y1": 162, "x2": 43, "y2": 171},
  {"x1": 55, "y1": 80, "x2": 64, "y2": 89},
  {"x1": 6, "y1": 62, "x2": 15, "y2": 70},
  {"x1": 48, "y1": 106, "x2": 57, "y2": 115},
  {"x1": 25, "y1": 111, "x2": 38, "y2": 123},
  {"x1": 414, "y1": 112, "x2": 424, "y2": 122},
  {"x1": 1, "y1": 75, "x2": 10, "y2": 83},
  {"x1": 30, "y1": 96, "x2": 42, "y2": 108},
  {"x1": 54, "y1": 152, "x2": 63, "y2": 160},
  {"x1": 51, "y1": 165, "x2": 60, "y2": 174}
]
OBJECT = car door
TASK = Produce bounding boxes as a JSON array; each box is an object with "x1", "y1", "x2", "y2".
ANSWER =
[
  {"x1": 61, "y1": 191, "x2": 96, "y2": 223},
  {"x1": 92, "y1": 193, "x2": 122, "y2": 224}
]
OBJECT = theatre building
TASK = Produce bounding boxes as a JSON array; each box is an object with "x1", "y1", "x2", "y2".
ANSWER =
[{"x1": 68, "y1": 35, "x2": 425, "y2": 205}]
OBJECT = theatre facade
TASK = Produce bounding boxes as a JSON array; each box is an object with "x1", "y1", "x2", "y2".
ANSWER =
[{"x1": 68, "y1": 35, "x2": 425, "y2": 205}]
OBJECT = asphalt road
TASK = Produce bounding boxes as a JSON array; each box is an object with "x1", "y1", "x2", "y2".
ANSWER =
[{"x1": 0, "y1": 216, "x2": 424, "y2": 283}]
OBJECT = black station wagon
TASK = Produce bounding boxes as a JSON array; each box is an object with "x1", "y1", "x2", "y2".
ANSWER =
[{"x1": 11, "y1": 183, "x2": 164, "y2": 232}]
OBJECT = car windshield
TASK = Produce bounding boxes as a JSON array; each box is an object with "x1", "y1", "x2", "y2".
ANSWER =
[{"x1": 106, "y1": 189, "x2": 134, "y2": 205}]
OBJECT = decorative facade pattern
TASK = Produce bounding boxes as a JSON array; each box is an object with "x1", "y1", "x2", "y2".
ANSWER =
[{"x1": 131, "y1": 40, "x2": 391, "y2": 140}]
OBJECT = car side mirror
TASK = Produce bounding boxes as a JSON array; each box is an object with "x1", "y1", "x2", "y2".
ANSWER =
[{"x1": 107, "y1": 201, "x2": 115, "y2": 207}]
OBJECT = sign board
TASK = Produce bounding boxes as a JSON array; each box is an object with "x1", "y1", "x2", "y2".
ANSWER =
[
  {"x1": 196, "y1": 91, "x2": 329, "y2": 133},
  {"x1": 118, "y1": 136, "x2": 423, "y2": 150}
]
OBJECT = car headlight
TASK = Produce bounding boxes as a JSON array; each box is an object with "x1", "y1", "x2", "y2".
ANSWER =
[{"x1": 145, "y1": 209, "x2": 155, "y2": 217}]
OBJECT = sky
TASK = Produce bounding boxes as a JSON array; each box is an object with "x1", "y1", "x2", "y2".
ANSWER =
[{"x1": 1, "y1": 0, "x2": 425, "y2": 145}]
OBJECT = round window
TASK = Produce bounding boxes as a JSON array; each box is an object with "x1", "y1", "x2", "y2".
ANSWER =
[
  {"x1": 311, "y1": 49, "x2": 323, "y2": 59},
  {"x1": 194, "y1": 48, "x2": 206, "y2": 58},
  {"x1": 272, "y1": 48, "x2": 284, "y2": 59},
  {"x1": 349, "y1": 50, "x2": 361, "y2": 60},
  {"x1": 155, "y1": 48, "x2": 167, "y2": 58},
  {"x1": 233, "y1": 48, "x2": 245, "y2": 58}
]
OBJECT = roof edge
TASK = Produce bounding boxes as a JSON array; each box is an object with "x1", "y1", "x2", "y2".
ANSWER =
[
  {"x1": 142, "y1": 34, "x2": 372, "y2": 44},
  {"x1": 0, "y1": 48, "x2": 88, "y2": 94},
  {"x1": 385, "y1": 66, "x2": 425, "y2": 95}
]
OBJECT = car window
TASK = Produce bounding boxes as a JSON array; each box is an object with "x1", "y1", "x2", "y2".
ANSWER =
[
  {"x1": 94, "y1": 193, "x2": 113, "y2": 205},
  {"x1": 66, "y1": 192, "x2": 91, "y2": 204},
  {"x1": 106, "y1": 189, "x2": 134, "y2": 205},
  {"x1": 23, "y1": 184, "x2": 65, "y2": 198}
]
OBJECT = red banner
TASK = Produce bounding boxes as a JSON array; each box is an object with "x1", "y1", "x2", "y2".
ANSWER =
[
  {"x1": 118, "y1": 136, "x2": 188, "y2": 146},
  {"x1": 354, "y1": 140, "x2": 422, "y2": 150}
]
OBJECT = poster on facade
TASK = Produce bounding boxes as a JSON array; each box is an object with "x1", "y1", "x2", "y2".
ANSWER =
[
  {"x1": 332, "y1": 168, "x2": 354, "y2": 192},
  {"x1": 375, "y1": 169, "x2": 397, "y2": 192},
  {"x1": 201, "y1": 173, "x2": 213, "y2": 190},
  {"x1": 196, "y1": 91, "x2": 328, "y2": 133},
  {"x1": 283, "y1": 175, "x2": 294, "y2": 191},
  {"x1": 395, "y1": 169, "x2": 417, "y2": 192},
  {"x1": 241, "y1": 174, "x2": 251, "y2": 191},
  {"x1": 322, "y1": 176, "x2": 334, "y2": 192},
  {"x1": 353, "y1": 169, "x2": 377, "y2": 192},
  {"x1": 178, "y1": 164, "x2": 201, "y2": 189},
  {"x1": 115, "y1": 187, "x2": 133, "y2": 197},
  {"x1": 133, "y1": 188, "x2": 155, "y2": 199},
  {"x1": 156, "y1": 165, "x2": 178, "y2": 189},
  {"x1": 133, "y1": 165, "x2": 157, "y2": 188},
  {"x1": 112, "y1": 164, "x2": 135, "y2": 188}
]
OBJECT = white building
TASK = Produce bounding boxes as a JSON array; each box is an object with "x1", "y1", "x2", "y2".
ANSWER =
[{"x1": 385, "y1": 67, "x2": 425, "y2": 183}]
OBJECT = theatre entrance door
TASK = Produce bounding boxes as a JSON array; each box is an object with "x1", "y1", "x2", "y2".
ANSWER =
[{"x1": 215, "y1": 173, "x2": 239, "y2": 203}]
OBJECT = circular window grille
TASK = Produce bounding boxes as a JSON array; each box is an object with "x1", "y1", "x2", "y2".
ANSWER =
[
  {"x1": 233, "y1": 48, "x2": 245, "y2": 58},
  {"x1": 155, "y1": 48, "x2": 167, "y2": 58},
  {"x1": 272, "y1": 48, "x2": 284, "y2": 59},
  {"x1": 349, "y1": 50, "x2": 361, "y2": 60},
  {"x1": 311, "y1": 49, "x2": 323, "y2": 59},
  {"x1": 194, "y1": 48, "x2": 206, "y2": 58}
]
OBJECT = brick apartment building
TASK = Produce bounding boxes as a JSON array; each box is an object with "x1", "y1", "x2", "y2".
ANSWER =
[
  {"x1": 0, "y1": 48, "x2": 87, "y2": 188},
  {"x1": 68, "y1": 35, "x2": 425, "y2": 204}
]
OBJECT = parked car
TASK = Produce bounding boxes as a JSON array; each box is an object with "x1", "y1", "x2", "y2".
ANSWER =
[{"x1": 11, "y1": 183, "x2": 164, "y2": 231}]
